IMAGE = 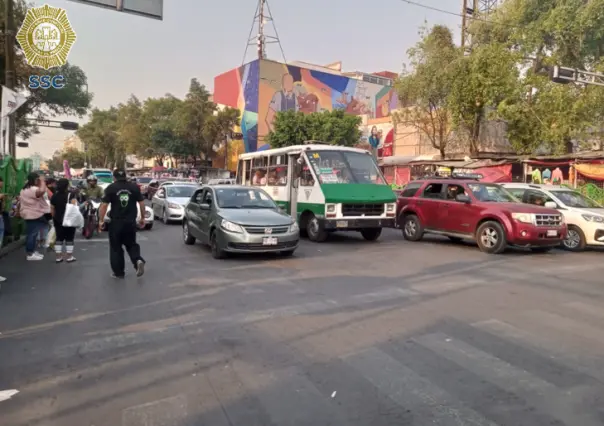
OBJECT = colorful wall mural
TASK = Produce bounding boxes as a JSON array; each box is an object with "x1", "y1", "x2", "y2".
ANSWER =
[{"x1": 214, "y1": 59, "x2": 398, "y2": 153}]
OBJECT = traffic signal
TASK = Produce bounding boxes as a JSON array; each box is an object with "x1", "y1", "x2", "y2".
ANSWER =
[
  {"x1": 550, "y1": 66, "x2": 574, "y2": 84},
  {"x1": 60, "y1": 121, "x2": 79, "y2": 130}
]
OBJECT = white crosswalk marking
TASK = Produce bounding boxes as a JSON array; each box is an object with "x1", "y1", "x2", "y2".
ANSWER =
[
  {"x1": 473, "y1": 318, "x2": 604, "y2": 383},
  {"x1": 416, "y1": 332, "x2": 602, "y2": 426},
  {"x1": 345, "y1": 347, "x2": 496, "y2": 426}
]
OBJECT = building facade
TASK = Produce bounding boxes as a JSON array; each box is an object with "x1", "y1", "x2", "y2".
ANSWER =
[{"x1": 213, "y1": 59, "x2": 398, "y2": 154}]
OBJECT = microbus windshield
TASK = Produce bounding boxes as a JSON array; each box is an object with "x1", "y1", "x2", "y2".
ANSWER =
[{"x1": 306, "y1": 150, "x2": 387, "y2": 185}]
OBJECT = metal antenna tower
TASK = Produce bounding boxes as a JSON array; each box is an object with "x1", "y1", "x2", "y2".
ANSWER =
[
  {"x1": 242, "y1": 0, "x2": 286, "y2": 64},
  {"x1": 461, "y1": 0, "x2": 499, "y2": 53}
]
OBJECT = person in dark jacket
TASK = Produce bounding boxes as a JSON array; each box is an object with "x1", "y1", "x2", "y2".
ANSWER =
[{"x1": 98, "y1": 169, "x2": 146, "y2": 278}]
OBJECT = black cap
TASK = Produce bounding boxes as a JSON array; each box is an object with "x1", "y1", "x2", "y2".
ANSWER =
[{"x1": 113, "y1": 168, "x2": 127, "y2": 180}]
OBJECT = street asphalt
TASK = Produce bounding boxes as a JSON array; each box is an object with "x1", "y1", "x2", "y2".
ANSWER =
[{"x1": 1, "y1": 216, "x2": 604, "y2": 425}]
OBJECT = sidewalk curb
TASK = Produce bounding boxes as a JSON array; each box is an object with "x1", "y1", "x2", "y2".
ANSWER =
[{"x1": 0, "y1": 236, "x2": 25, "y2": 258}]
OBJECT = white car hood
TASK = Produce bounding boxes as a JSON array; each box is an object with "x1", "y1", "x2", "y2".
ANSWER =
[{"x1": 579, "y1": 208, "x2": 604, "y2": 216}]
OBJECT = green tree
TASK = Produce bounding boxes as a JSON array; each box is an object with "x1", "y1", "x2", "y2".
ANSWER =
[
  {"x1": 116, "y1": 96, "x2": 148, "y2": 158},
  {"x1": 448, "y1": 42, "x2": 520, "y2": 155},
  {"x1": 175, "y1": 79, "x2": 216, "y2": 160},
  {"x1": 0, "y1": 0, "x2": 93, "y2": 139},
  {"x1": 205, "y1": 107, "x2": 241, "y2": 153},
  {"x1": 142, "y1": 95, "x2": 183, "y2": 165},
  {"x1": 469, "y1": 0, "x2": 604, "y2": 153},
  {"x1": 61, "y1": 147, "x2": 87, "y2": 168},
  {"x1": 266, "y1": 110, "x2": 362, "y2": 148},
  {"x1": 395, "y1": 25, "x2": 459, "y2": 159},
  {"x1": 77, "y1": 107, "x2": 121, "y2": 168}
]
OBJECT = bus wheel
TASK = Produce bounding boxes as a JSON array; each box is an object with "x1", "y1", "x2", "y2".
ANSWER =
[
  {"x1": 307, "y1": 215, "x2": 327, "y2": 242},
  {"x1": 360, "y1": 228, "x2": 382, "y2": 241}
]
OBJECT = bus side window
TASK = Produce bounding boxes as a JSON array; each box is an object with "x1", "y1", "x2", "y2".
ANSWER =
[
  {"x1": 251, "y1": 156, "x2": 268, "y2": 186},
  {"x1": 268, "y1": 155, "x2": 288, "y2": 186}
]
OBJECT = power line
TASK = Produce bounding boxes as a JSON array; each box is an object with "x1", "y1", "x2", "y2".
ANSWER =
[{"x1": 398, "y1": 0, "x2": 522, "y2": 30}]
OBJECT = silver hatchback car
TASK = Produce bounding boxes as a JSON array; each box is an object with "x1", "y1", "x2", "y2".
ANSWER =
[{"x1": 182, "y1": 185, "x2": 300, "y2": 258}]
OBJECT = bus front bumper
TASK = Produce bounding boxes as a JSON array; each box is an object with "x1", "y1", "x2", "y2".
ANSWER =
[{"x1": 321, "y1": 217, "x2": 395, "y2": 230}]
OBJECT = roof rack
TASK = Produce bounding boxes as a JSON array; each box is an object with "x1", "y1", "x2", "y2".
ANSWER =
[{"x1": 423, "y1": 173, "x2": 481, "y2": 181}]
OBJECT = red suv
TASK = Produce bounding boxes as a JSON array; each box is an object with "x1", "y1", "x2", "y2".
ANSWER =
[{"x1": 396, "y1": 177, "x2": 567, "y2": 254}]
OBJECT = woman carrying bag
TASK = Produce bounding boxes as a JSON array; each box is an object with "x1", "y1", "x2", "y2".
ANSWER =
[
  {"x1": 19, "y1": 173, "x2": 50, "y2": 261},
  {"x1": 50, "y1": 178, "x2": 82, "y2": 263}
]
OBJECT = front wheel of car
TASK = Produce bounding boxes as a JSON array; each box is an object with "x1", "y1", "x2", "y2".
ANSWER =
[
  {"x1": 562, "y1": 225, "x2": 586, "y2": 252},
  {"x1": 183, "y1": 221, "x2": 195, "y2": 245},
  {"x1": 402, "y1": 214, "x2": 423, "y2": 241},
  {"x1": 210, "y1": 231, "x2": 226, "y2": 259},
  {"x1": 360, "y1": 228, "x2": 382, "y2": 241},
  {"x1": 162, "y1": 209, "x2": 170, "y2": 225},
  {"x1": 476, "y1": 221, "x2": 506, "y2": 254}
]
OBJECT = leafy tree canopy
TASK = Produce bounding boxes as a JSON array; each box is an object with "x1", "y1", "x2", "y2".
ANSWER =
[{"x1": 266, "y1": 110, "x2": 362, "y2": 148}]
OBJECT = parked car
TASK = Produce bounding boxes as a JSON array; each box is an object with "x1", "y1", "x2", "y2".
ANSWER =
[
  {"x1": 501, "y1": 183, "x2": 604, "y2": 251},
  {"x1": 396, "y1": 177, "x2": 567, "y2": 254},
  {"x1": 151, "y1": 184, "x2": 199, "y2": 224},
  {"x1": 182, "y1": 185, "x2": 299, "y2": 258}
]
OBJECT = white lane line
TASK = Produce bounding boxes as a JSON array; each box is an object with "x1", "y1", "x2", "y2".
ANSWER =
[{"x1": 0, "y1": 389, "x2": 19, "y2": 402}]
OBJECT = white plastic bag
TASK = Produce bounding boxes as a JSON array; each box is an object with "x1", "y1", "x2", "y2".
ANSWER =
[
  {"x1": 46, "y1": 225, "x2": 56, "y2": 249},
  {"x1": 63, "y1": 194, "x2": 84, "y2": 228}
]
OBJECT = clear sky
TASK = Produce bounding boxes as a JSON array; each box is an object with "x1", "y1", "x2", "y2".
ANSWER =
[{"x1": 19, "y1": 0, "x2": 460, "y2": 158}]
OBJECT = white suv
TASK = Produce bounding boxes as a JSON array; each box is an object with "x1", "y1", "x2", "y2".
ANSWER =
[{"x1": 501, "y1": 183, "x2": 604, "y2": 251}]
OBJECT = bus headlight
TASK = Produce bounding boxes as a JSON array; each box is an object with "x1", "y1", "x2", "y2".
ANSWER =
[{"x1": 325, "y1": 203, "x2": 337, "y2": 218}]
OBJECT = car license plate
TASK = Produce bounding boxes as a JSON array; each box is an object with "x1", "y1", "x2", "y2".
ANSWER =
[
  {"x1": 336, "y1": 221, "x2": 348, "y2": 228},
  {"x1": 262, "y1": 237, "x2": 278, "y2": 245},
  {"x1": 547, "y1": 230, "x2": 558, "y2": 237}
]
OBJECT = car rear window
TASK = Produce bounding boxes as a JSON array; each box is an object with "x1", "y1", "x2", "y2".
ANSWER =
[{"x1": 400, "y1": 182, "x2": 422, "y2": 197}]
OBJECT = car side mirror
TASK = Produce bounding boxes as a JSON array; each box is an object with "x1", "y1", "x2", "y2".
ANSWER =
[
  {"x1": 200, "y1": 203, "x2": 210, "y2": 210},
  {"x1": 544, "y1": 201, "x2": 557, "y2": 209},
  {"x1": 456, "y1": 194, "x2": 472, "y2": 204}
]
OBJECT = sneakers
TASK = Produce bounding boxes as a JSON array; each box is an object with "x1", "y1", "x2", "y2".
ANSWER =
[
  {"x1": 27, "y1": 252, "x2": 44, "y2": 261},
  {"x1": 136, "y1": 260, "x2": 145, "y2": 277},
  {"x1": 110, "y1": 273, "x2": 125, "y2": 279},
  {"x1": 0, "y1": 276, "x2": 6, "y2": 282}
]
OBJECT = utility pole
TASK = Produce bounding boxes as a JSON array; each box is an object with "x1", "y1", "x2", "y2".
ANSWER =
[
  {"x1": 461, "y1": 0, "x2": 498, "y2": 54},
  {"x1": 257, "y1": 0, "x2": 265, "y2": 59},
  {"x1": 4, "y1": 0, "x2": 16, "y2": 157},
  {"x1": 242, "y1": 0, "x2": 285, "y2": 64}
]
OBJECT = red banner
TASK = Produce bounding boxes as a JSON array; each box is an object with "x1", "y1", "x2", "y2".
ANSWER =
[{"x1": 473, "y1": 164, "x2": 512, "y2": 183}]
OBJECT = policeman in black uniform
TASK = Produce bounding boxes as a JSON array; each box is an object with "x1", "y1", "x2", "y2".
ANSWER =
[{"x1": 98, "y1": 169, "x2": 146, "y2": 278}]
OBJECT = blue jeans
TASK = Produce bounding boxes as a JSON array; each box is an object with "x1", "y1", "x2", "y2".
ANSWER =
[{"x1": 25, "y1": 218, "x2": 47, "y2": 254}]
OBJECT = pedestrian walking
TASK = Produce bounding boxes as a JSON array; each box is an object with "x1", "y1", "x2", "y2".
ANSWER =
[
  {"x1": 19, "y1": 173, "x2": 50, "y2": 261},
  {"x1": 50, "y1": 178, "x2": 77, "y2": 263},
  {"x1": 98, "y1": 169, "x2": 146, "y2": 278}
]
